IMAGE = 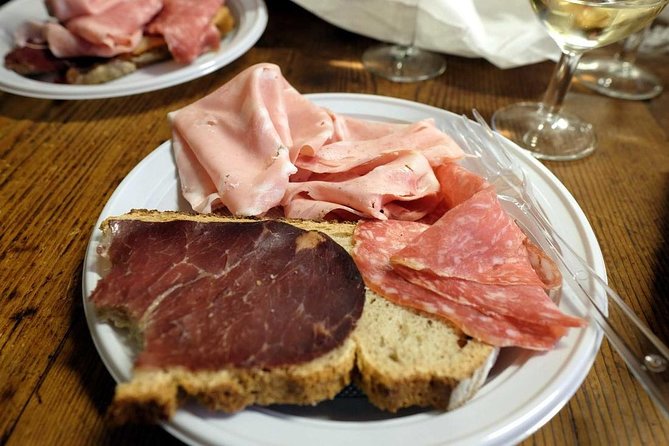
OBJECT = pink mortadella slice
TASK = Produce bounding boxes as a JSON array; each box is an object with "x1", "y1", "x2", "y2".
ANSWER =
[
  {"x1": 296, "y1": 119, "x2": 464, "y2": 174},
  {"x1": 283, "y1": 151, "x2": 441, "y2": 221},
  {"x1": 169, "y1": 63, "x2": 333, "y2": 216}
]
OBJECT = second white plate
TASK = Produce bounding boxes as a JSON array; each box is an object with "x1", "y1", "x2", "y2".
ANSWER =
[{"x1": 0, "y1": 0, "x2": 268, "y2": 99}]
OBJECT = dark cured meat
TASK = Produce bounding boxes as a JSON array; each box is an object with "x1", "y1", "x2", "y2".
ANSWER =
[
  {"x1": 4, "y1": 46, "x2": 67, "y2": 76},
  {"x1": 90, "y1": 218, "x2": 365, "y2": 370},
  {"x1": 352, "y1": 220, "x2": 567, "y2": 350}
]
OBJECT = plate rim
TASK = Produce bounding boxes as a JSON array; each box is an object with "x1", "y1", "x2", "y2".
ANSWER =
[
  {"x1": 82, "y1": 92, "x2": 605, "y2": 446},
  {"x1": 0, "y1": 0, "x2": 268, "y2": 99}
]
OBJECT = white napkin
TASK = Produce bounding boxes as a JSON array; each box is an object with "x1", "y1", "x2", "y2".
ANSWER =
[{"x1": 291, "y1": 0, "x2": 561, "y2": 69}]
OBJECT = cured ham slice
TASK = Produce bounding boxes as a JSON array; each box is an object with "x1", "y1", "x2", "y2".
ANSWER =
[
  {"x1": 41, "y1": 0, "x2": 162, "y2": 58},
  {"x1": 146, "y1": 0, "x2": 223, "y2": 63},
  {"x1": 45, "y1": 0, "x2": 127, "y2": 22},
  {"x1": 296, "y1": 120, "x2": 464, "y2": 174},
  {"x1": 91, "y1": 217, "x2": 365, "y2": 369},
  {"x1": 283, "y1": 151, "x2": 440, "y2": 221},
  {"x1": 352, "y1": 220, "x2": 568, "y2": 350},
  {"x1": 44, "y1": 22, "x2": 141, "y2": 58},
  {"x1": 392, "y1": 186, "x2": 547, "y2": 288},
  {"x1": 66, "y1": 0, "x2": 163, "y2": 48},
  {"x1": 170, "y1": 63, "x2": 332, "y2": 215}
]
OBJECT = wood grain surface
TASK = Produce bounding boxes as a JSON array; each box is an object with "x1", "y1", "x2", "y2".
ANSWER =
[{"x1": 1, "y1": 1, "x2": 668, "y2": 444}]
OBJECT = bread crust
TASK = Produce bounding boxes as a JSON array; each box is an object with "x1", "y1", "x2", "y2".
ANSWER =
[{"x1": 94, "y1": 209, "x2": 498, "y2": 421}]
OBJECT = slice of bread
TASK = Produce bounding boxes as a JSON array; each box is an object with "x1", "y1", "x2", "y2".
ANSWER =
[{"x1": 94, "y1": 210, "x2": 498, "y2": 421}]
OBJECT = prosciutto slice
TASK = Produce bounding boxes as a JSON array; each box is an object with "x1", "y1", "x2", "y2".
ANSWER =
[
  {"x1": 352, "y1": 220, "x2": 568, "y2": 350},
  {"x1": 146, "y1": 0, "x2": 223, "y2": 63},
  {"x1": 391, "y1": 186, "x2": 547, "y2": 288}
]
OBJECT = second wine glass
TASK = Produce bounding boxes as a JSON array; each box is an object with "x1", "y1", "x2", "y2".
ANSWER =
[
  {"x1": 492, "y1": 0, "x2": 667, "y2": 161},
  {"x1": 576, "y1": 25, "x2": 663, "y2": 100},
  {"x1": 362, "y1": 0, "x2": 445, "y2": 82}
]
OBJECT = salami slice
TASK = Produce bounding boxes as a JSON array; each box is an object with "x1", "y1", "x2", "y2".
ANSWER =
[
  {"x1": 391, "y1": 186, "x2": 546, "y2": 288},
  {"x1": 352, "y1": 220, "x2": 569, "y2": 350},
  {"x1": 393, "y1": 265, "x2": 584, "y2": 327},
  {"x1": 435, "y1": 163, "x2": 490, "y2": 210}
]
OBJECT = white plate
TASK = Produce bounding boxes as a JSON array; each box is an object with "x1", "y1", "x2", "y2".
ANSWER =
[
  {"x1": 0, "y1": 0, "x2": 267, "y2": 99},
  {"x1": 82, "y1": 93, "x2": 605, "y2": 446}
]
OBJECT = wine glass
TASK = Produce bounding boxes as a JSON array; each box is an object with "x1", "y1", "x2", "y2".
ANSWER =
[
  {"x1": 492, "y1": 0, "x2": 668, "y2": 161},
  {"x1": 576, "y1": 25, "x2": 663, "y2": 100},
  {"x1": 362, "y1": 0, "x2": 446, "y2": 82}
]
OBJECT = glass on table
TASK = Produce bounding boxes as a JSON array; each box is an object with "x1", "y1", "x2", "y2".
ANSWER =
[
  {"x1": 491, "y1": 0, "x2": 668, "y2": 161},
  {"x1": 576, "y1": 24, "x2": 663, "y2": 100},
  {"x1": 362, "y1": 0, "x2": 446, "y2": 82}
]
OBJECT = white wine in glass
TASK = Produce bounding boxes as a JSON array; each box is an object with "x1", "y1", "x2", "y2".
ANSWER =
[{"x1": 492, "y1": 0, "x2": 667, "y2": 161}]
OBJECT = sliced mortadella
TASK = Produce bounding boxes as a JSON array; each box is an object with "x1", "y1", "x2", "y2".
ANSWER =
[
  {"x1": 297, "y1": 119, "x2": 464, "y2": 174},
  {"x1": 170, "y1": 63, "x2": 332, "y2": 215},
  {"x1": 283, "y1": 151, "x2": 440, "y2": 221}
]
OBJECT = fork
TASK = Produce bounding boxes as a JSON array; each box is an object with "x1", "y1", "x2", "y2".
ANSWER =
[{"x1": 452, "y1": 110, "x2": 669, "y2": 418}]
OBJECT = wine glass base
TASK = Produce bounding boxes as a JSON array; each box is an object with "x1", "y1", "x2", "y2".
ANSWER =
[
  {"x1": 362, "y1": 44, "x2": 446, "y2": 83},
  {"x1": 576, "y1": 58, "x2": 663, "y2": 100},
  {"x1": 491, "y1": 103, "x2": 597, "y2": 161}
]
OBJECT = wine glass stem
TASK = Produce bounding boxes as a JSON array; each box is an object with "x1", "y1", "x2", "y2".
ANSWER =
[
  {"x1": 541, "y1": 49, "x2": 584, "y2": 115},
  {"x1": 616, "y1": 28, "x2": 646, "y2": 65}
]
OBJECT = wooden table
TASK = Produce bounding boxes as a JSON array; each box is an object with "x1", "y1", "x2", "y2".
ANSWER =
[{"x1": 1, "y1": 1, "x2": 668, "y2": 444}]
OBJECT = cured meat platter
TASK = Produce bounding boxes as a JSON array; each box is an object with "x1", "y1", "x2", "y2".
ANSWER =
[{"x1": 83, "y1": 94, "x2": 606, "y2": 445}]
